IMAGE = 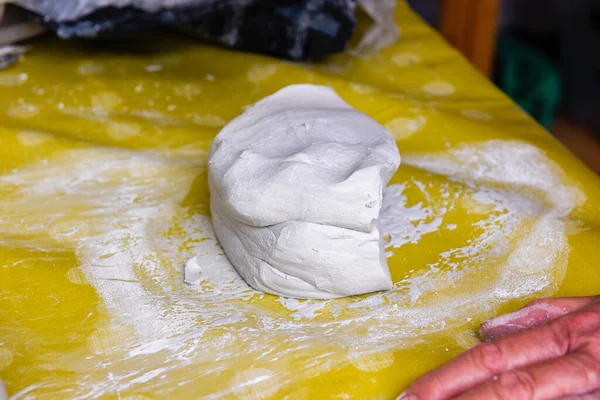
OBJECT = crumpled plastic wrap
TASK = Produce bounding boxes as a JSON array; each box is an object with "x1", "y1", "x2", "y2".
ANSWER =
[
  {"x1": 350, "y1": 0, "x2": 399, "y2": 57},
  {"x1": 10, "y1": 0, "x2": 215, "y2": 22},
  {"x1": 10, "y1": 0, "x2": 359, "y2": 60},
  {"x1": 0, "y1": 6, "x2": 46, "y2": 68},
  {"x1": 1, "y1": 2, "x2": 600, "y2": 399},
  {"x1": 10, "y1": 0, "x2": 398, "y2": 59}
]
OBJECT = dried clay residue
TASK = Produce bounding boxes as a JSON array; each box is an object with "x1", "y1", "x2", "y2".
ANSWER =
[{"x1": 0, "y1": 139, "x2": 584, "y2": 399}]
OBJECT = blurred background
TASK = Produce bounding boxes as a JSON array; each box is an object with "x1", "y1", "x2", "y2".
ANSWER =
[
  {"x1": 409, "y1": 0, "x2": 600, "y2": 173},
  {"x1": 1, "y1": 0, "x2": 599, "y2": 173}
]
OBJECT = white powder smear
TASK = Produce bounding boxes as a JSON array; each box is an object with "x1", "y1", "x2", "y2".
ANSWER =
[
  {"x1": 380, "y1": 183, "x2": 444, "y2": 250},
  {"x1": 1, "y1": 139, "x2": 583, "y2": 398},
  {"x1": 276, "y1": 298, "x2": 328, "y2": 320}
]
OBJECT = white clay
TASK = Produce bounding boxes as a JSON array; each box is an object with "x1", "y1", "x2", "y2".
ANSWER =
[{"x1": 205, "y1": 84, "x2": 401, "y2": 299}]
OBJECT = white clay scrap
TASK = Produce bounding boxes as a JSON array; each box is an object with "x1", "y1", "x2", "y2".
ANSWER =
[{"x1": 199, "y1": 84, "x2": 401, "y2": 299}]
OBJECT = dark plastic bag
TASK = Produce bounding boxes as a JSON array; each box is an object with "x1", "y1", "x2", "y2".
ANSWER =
[{"x1": 13, "y1": 0, "x2": 358, "y2": 60}]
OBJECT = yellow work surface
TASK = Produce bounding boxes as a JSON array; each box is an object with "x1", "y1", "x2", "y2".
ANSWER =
[{"x1": 2, "y1": 2, "x2": 600, "y2": 399}]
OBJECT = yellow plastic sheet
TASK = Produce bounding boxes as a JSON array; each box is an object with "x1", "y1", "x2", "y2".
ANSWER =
[{"x1": 2, "y1": 2, "x2": 600, "y2": 399}]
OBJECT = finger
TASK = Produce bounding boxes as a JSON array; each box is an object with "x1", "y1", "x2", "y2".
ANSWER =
[
  {"x1": 402, "y1": 306, "x2": 600, "y2": 400},
  {"x1": 481, "y1": 297, "x2": 600, "y2": 341},
  {"x1": 0, "y1": 379, "x2": 7, "y2": 400},
  {"x1": 454, "y1": 352, "x2": 600, "y2": 400},
  {"x1": 559, "y1": 389, "x2": 600, "y2": 399}
]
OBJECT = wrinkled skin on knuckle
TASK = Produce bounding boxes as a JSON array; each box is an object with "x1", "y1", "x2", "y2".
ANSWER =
[
  {"x1": 469, "y1": 342, "x2": 506, "y2": 374},
  {"x1": 493, "y1": 370, "x2": 538, "y2": 400},
  {"x1": 573, "y1": 352, "x2": 600, "y2": 389},
  {"x1": 569, "y1": 308, "x2": 600, "y2": 334},
  {"x1": 548, "y1": 317, "x2": 576, "y2": 355},
  {"x1": 582, "y1": 333, "x2": 600, "y2": 360}
]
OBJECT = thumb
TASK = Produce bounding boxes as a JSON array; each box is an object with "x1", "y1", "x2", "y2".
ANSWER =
[{"x1": 480, "y1": 296, "x2": 599, "y2": 341}]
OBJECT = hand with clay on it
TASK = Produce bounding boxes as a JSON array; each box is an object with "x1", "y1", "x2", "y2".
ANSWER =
[
  {"x1": 0, "y1": 379, "x2": 7, "y2": 400},
  {"x1": 398, "y1": 296, "x2": 600, "y2": 400}
]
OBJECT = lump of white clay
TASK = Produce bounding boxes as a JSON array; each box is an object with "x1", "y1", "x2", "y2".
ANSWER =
[{"x1": 203, "y1": 84, "x2": 400, "y2": 299}]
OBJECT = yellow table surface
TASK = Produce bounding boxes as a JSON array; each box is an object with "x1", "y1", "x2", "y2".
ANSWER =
[{"x1": 2, "y1": 2, "x2": 600, "y2": 399}]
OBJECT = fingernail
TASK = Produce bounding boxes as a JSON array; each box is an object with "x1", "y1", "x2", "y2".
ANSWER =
[{"x1": 396, "y1": 393, "x2": 419, "y2": 400}]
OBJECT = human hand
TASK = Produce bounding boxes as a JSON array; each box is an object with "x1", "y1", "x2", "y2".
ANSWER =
[
  {"x1": 398, "y1": 296, "x2": 600, "y2": 400},
  {"x1": 0, "y1": 379, "x2": 6, "y2": 400}
]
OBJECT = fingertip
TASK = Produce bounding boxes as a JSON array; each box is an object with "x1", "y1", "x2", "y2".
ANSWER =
[
  {"x1": 0, "y1": 379, "x2": 7, "y2": 400},
  {"x1": 480, "y1": 304, "x2": 555, "y2": 341}
]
